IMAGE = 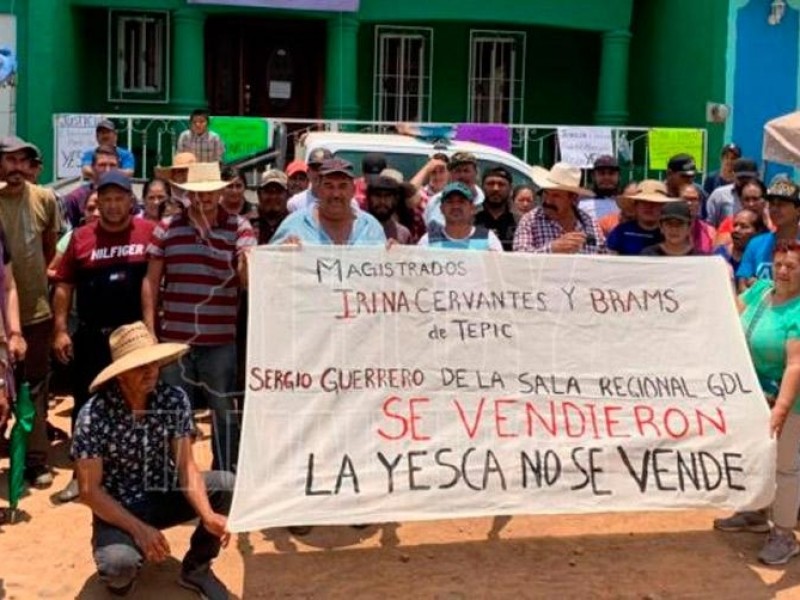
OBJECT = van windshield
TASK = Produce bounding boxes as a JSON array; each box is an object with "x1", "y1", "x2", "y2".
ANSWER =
[{"x1": 331, "y1": 150, "x2": 533, "y2": 187}]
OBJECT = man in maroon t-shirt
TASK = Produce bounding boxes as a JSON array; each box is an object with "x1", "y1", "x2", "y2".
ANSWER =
[{"x1": 51, "y1": 171, "x2": 155, "y2": 502}]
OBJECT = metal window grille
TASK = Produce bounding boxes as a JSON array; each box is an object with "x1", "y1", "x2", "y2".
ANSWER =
[
  {"x1": 116, "y1": 13, "x2": 165, "y2": 94},
  {"x1": 373, "y1": 26, "x2": 433, "y2": 122},
  {"x1": 468, "y1": 30, "x2": 526, "y2": 124}
]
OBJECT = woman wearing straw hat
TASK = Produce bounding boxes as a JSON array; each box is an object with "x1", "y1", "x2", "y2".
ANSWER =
[
  {"x1": 513, "y1": 162, "x2": 606, "y2": 254},
  {"x1": 72, "y1": 321, "x2": 234, "y2": 598}
]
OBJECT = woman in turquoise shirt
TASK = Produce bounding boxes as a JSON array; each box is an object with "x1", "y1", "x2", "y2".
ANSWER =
[{"x1": 715, "y1": 240, "x2": 800, "y2": 565}]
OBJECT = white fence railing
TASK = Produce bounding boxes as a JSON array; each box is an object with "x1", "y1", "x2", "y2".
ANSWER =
[{"x1": 52, "y1": 114, "x2": 708, "y2": 184}]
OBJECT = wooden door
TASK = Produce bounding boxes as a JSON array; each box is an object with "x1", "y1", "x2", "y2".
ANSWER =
[{"x1": 206, "y1": 17, "x2": 325, "y2": 119}]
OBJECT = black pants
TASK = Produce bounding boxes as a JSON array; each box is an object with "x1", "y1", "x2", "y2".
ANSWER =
[
  {"x1": 92, "y1": 470, "x2": 235, "y2": 590},
  {"x1": 71, "y1": 326, "x2": 112, "y2": 430}
]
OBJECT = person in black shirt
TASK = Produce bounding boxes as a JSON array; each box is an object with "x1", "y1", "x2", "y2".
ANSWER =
[
  {"x1": 641, "y1": 201, "x2": 699, "y2": 256},
  {"x1": 475, "y1": 166, "x2": 517, "y2": 251}
]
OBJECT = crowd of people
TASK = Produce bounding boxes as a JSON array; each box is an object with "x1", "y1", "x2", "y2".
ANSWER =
[{"x1": 0, "y1": 113, "x2": 799, "y2": 597}]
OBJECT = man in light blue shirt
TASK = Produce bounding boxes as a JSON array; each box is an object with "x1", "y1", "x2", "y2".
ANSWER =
[
  {"x1": 271, "y1": 158, "x2": 386, "y2": 246},
  {"x1": 80, "y1": 119, "x2": 135, "y2": 178},
  {"x1": 424, "y1": 151, "x2": 485, "y2": 227}
]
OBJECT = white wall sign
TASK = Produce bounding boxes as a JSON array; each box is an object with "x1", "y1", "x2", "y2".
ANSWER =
[
  {"x1": 557, "y1": 127, "x2": 614, "y2": 169},
  {"x1": 55, "y1": 114, "x2": 102, "y2": 179},
  {"x1": 228, "y1": 247, "x2": 775, "y2": 532}
]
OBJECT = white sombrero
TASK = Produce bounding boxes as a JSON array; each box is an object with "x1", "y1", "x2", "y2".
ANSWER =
[
  {"x1": 172, "y1": 162, "x2": 230, "y2": 193},
  {"x1": 531, "y1": 162, "x2": 592, "y2": 197},
  {"x1": 89, "y1": 321, "x2": 188, "y2": 392}
]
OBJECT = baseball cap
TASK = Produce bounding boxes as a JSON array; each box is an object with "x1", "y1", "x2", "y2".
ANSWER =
[
  {"x1": 667, "y1": 154, "x2": 697, "y2": 176},
  {"x1": 721, "y1": 143, "x2": 742, "y2": 158},
  {"x1": 448, "y1": 151, "x2": 478, "y2": 171},
  {"x1": 285, "y1": 160, "x2": 308, "y2": 178},
  {"x1": 318, "y1": 158, "x2": 355, "y2": 178},
  {"x1": 0, "y1": 135, "x2": 38, "y2": 157},
  {"x1": 96, "y1": 119, "x2": 116, "y2": 132},
  {"x1": 307, "y1": 148, "x2": 333, "y2": 168},
  {"x1": 765, "y1": 177, "x2": 800, "y2": 204},
  {"x1": 732, "y1": 158, "x2": 758, "y2": 179},
  {"x1": 362, "y1": 153, "x2": 387, "y2": 176},
  {"x1": 660, "y1": 201, "x2": 692, "y2": 223},
  {"x1": 593, "y1": 155, "x2": 619, "y2": 170},
  {"x1": 367, "y1": 175, "x2": 401, "y2": 193},
  {"x1": 482, "y1": 165, "x2": 512, "y2": 184},
  {"x1": 96, "y1": 170, "x2": 132, "y2": 192},
  {"x1": 259, "y1": 169, "x2": 288, "y2": 189},
  {"x1": 441, "y1": 181, "x2": 475, "y2": 202}
]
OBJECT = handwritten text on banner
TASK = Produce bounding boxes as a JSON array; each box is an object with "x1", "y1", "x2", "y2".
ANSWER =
[
  {"x1": 557, "y1": 127, "x2": 614, "y2": 169},
  {"x1": 228, "y1": 247, "x2": 775, "y2": 532}
]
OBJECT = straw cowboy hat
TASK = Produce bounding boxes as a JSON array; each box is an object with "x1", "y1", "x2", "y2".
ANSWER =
[
  {"x1": 89, "y1": 322, "x2": 188, "y2": 393},
  {"x1": 172, "y1": 162, "x2": 230, "y2": 193},
  {"x1": 154, "y1": 152, "x2": 197, "y2": 183},
  {"x1": 531, "y1": 162, "x2": 592, "y2": 196},
  {"x1": 616, "y1": 179, "x2": 678, "y2": 213}
]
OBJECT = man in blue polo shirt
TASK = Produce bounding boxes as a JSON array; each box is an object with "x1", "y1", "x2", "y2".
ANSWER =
[
  {"x1": 271, "y1": 158, "x2": 385, "y2": 246},
  {"x1": 737, "y1": 177, "x2": 800, "y2": 291},
  {"x1": 80, "y1": 119, "x2": 135, "y2": 179}
]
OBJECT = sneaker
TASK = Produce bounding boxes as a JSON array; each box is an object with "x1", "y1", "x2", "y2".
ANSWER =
[
  {"x1": 759, "y1": 529, "x2": 800, "y2": 565},
  {"x1": 56, "y1": 478, "x2": 80, "y2": 503},
  {"x1": 713, "y1": 511, "x2": 770, "y2": 533},
  {"x1": 24, "y1": 465, "x2": 53, "y2": 489},
  {"x1": 179, "y1": 565, "x2": 229, "y2": 600}
]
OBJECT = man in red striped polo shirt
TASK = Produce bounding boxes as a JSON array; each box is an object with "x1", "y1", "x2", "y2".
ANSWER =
[{"x1": 142, "y1": 162, "x2": 255, "y2": 473}]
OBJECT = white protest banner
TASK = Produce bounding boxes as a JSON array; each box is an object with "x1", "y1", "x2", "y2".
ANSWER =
[
  {"x1": 557, "y1": 126, "x2": 614, "y2": 168},
  {"x1": 55, "y1": 114, "x2": 103, "y2": 178},
  {"x1": 228, "y1": 247, "x2": 775, "y2": 532}
]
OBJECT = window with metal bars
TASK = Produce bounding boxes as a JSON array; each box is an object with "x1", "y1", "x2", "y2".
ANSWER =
[
  {"x1": 109, "y1": 11, "x2": 169, "y2": 102},
  {"x1": 468, "y1": 30, "x2": 526, "y2": 124},
  {"x1": 373, "y1": 26, "x2": 432, "y2": 122}
]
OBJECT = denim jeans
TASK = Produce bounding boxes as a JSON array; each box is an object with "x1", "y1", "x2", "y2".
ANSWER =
[
  {"x1": 161, "y1": 343, "x2": 241, "y2": 472},
  {"x1": 92, "y1": 471, "x2": 235, "y2": 590}
]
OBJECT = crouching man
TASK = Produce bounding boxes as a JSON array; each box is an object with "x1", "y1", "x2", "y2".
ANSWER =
[{"x1": 72, "y1": 321, "x2": 233, "y2": 598}]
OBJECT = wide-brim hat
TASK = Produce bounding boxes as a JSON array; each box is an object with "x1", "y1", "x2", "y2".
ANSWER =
[
  {"x1": 155, "y1": 152, "x2": 198, "y2": 182},
  {"x1": 531, "y1": 162, "x2": 592, "y2": 196},
  {"x1": 617, "y1": 179, "x2": 678, "y2": 213},
  {"x1": 172, "y1": 162, "x2": 230, "y2": 192},
  {"x1": 89, "y1": 322, "x2": 188, "y2": 393}
]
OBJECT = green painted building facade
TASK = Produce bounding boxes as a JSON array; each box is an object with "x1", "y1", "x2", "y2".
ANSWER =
[{"x1": 1, "y1": 0, "x2": 732, "y2": 180}]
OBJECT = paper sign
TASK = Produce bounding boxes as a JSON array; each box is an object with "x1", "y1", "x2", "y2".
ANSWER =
[
  {"x1": 55, "y1": 114, "x2": 103, "y2": 178},
  {"x1": 269, "y1": 81, "x2": 292, "y2": 100},
  {"x1": 210, "y1": 116, "x2": 272, "y2": 163},
  {"x1": 649, "y1": 128, "x2": 705, "y2": 171},
  {"x1": 454, "y1": 124, "x2": 511, "y2": 153},
  {"x1": 557, "y1": 127, "x2": 614, "y2": 168},
  {"x1": 228, "y1": 247, "x2": 775, "y2": 532}
]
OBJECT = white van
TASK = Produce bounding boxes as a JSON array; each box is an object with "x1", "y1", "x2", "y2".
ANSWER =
[{"x1": 296, "y1": 131, "x2": 533, "y2": 186}]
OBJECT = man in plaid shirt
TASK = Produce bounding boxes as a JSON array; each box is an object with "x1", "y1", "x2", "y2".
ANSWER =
[
  {"x1": 514, "y1": 162, "x2": 606, "y2": 254},
  {"x1": 177, "y1": 109, "x2": 225, "y2": 164}
]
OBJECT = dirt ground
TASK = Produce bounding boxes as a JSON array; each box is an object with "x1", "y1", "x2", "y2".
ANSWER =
[{"x1": 2, "y1": 396, "x2": 800, "y2": 600}]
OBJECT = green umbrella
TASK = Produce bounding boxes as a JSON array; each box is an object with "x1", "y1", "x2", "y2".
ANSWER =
[{"x1": 8, "y1": 381, "x2": 34, "y2": 511}]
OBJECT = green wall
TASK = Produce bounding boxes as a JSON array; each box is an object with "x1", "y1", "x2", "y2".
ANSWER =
[
  {"x1": 628, "y1": 0, "x2": 729, "y2": 173},
  {"x1": 358, "y1": 23, "x2": 600, "y2": 126}
]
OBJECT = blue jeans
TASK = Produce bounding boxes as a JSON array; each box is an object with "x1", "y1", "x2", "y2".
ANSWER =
[
  {"x1": 161, "y1": 343, "x2": 240, "y2": 472},
  {"x1": 92, "y1": 471, "x2": 234, "y2": 591}
]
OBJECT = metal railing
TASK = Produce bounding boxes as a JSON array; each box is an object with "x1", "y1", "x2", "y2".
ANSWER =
[{"x1": 51, "y1": 114, "x2": 707, "y2": 185}]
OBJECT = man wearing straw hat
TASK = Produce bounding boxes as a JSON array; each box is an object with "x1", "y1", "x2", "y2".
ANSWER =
[
  {"x1": 142, "y1": 162, "x2": 255, "y2": 473},
  {"x1": 606, "y1": 180, "x2": 678, "y2": 256},
  {"x1": 72, "y1": 321, "x2": 234, "y2": 598},
  {"x1": 513, "y1": 162, "x2": 606, "y2": 254}
]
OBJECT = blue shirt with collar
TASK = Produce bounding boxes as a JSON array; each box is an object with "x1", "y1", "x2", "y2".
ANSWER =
[
  {"x1": 270, "y1": 206, "x2": 386, "y2": 246},
  {"x1": 81, "y1": 146, "x2": 136, "y2": 171}
]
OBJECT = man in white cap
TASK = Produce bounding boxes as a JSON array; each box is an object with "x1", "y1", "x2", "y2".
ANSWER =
[
  {"x1": 72, "y1": 321, "x2": 233, "y2": 598},
  {"x1": 513, "y1": 162, "x2": 605, "y2": 254},
  {"x1": 142, "y1": 162, "x2": 255, "y2": 473}
]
